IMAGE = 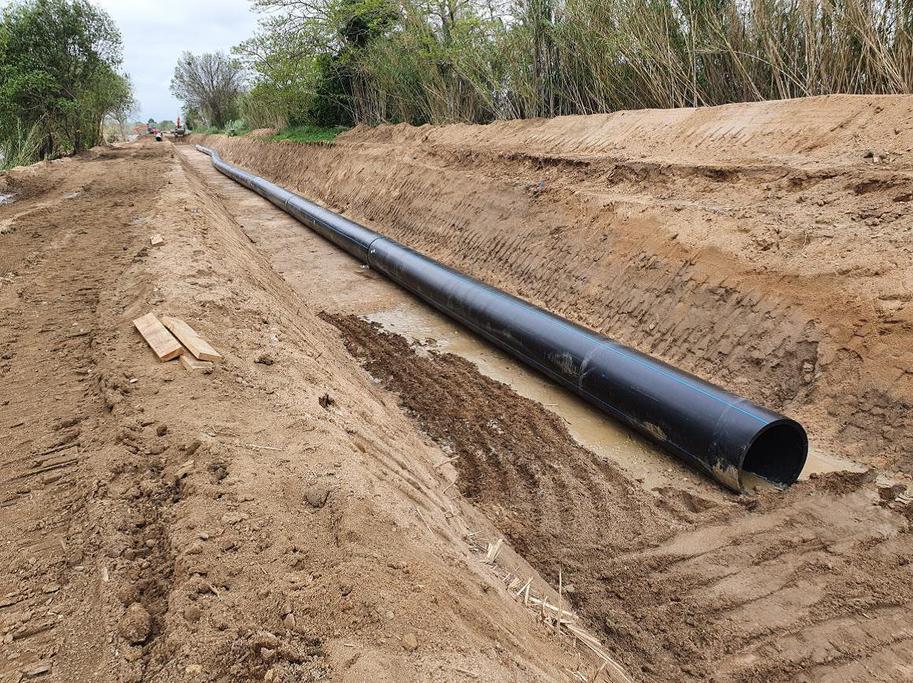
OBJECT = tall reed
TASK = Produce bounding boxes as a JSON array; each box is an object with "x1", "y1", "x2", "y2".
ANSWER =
[
  {"x1": 245, "y1": 0, "x2": 913, "y2": 126},
  {"x1": 0, "y1": 119, "x2": 43, "y2": 170}
]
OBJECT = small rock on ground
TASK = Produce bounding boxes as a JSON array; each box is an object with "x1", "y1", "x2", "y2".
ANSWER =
[
  {"x1": 118, "y1": 602, "x2": 152, "y2": 644},
  {"x1": 403, "y1": 632, "x2": 419, "y2": 652},
  {"x1": 304, "y1": 485, "x2": 330, "y2": 509}
]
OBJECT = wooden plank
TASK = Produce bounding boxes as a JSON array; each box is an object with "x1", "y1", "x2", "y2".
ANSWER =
[
  {"x1": 133, "y1": 313, "x2": 183, "y2": 361},
  {"x1": 180, "y1": 354, "x2": 213, "y2": 373},
  {"x1": 161, "y1": 316, "x2": 223, "y2": 361}
]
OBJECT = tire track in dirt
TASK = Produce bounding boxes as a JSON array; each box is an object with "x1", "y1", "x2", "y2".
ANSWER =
[
  {"x1": 322, "y1": 313, "x2": 705, "y2": 552},
  {"x1": 0, "y1": 146, "x2": 178, "y2": 681}
]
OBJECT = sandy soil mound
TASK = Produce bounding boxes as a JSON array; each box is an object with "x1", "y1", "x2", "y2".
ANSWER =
[{"x1": 195, "y1": 94, "x2": 913, "y2": 475}]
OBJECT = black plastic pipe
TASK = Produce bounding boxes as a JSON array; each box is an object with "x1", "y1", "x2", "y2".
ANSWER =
[{"x1": 195, "y1": 144, "x2": 808, "y2": 492}]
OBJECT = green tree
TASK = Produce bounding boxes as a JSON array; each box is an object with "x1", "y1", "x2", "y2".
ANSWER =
[
  {"x1": 238, "y1": 0, "x2": 401, "y2": 126},
  {"x1": 240, "y1": 0, "x2": 509, "y2": 126},
  {"x1": 234, "y1": 28, "x2": 319, "y2": 128},
  {"x1": 170, "y1": 51, "x2": 245, "y2": 129},
  {"x1": 0, "y1": 0, "x2": 133, "y2": 164}
]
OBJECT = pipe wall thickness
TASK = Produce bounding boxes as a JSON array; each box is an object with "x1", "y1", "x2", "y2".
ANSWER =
[{"x1": 196, "y1": 144, "x2": 808, "y2": 491}]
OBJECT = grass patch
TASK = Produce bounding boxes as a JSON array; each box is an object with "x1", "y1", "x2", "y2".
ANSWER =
[
  {"x1": 191, "y1": 122, "x2": 251, "y2": 137},
  {"x1": 270, "y1": 125, "x2": 348, "y2": 144},
  {"x1": 189, "y1": 123, "x2": 346, "y2": 143}
]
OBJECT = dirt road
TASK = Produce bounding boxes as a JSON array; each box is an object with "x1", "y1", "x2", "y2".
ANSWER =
[{"x1": 1, "y1": 96, "x2": 912, "y2": 682}]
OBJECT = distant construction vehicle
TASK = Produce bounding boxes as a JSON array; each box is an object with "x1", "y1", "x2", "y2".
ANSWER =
[{"x1": 170, "y1": 115, "x2": 187, "y2": 142}]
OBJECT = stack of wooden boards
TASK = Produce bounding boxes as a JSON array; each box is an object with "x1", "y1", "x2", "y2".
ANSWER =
[{"x1": 133, "y1": 312, "x2": 223, "y2": 372}]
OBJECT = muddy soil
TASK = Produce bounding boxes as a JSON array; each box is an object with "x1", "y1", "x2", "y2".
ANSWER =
[
  {"x1": 322, "y1": 313, "x2": 689, "y2": 555},
  {"x1": 195, "y1": 94, "x2": 913, "y2": 476},
  {"x1": 321, "y1": 316, "x2": 913, "y2": 682}
]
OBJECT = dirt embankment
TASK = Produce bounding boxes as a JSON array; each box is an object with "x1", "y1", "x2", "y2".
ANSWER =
[
  {"x1": 195, "y1": 94, "x2": 913, "y2": 475},
  {"x1": 0, "y1": 142, "x2": 594, "y2": 682}
]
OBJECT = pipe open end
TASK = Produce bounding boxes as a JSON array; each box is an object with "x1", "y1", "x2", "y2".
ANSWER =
[{"x1": 740, "y1": 420, "x2": 808, "y2": 489}]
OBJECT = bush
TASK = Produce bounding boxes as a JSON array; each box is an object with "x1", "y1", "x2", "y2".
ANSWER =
[
  {"x1": 0, "y1": 118, "x2": 42, "y2": 168},
  {"x1": 308, "y1": 54, "x2": 355, "y2": 127}
]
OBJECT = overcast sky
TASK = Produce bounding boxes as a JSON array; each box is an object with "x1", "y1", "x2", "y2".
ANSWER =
[{"x1": 92, "y1": 0, "x2": 260, "y2": 122}]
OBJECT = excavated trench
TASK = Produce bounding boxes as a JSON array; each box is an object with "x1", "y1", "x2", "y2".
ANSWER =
[
  {"x1": 193, "y1": 97, "x2": 913, "y2": 478},
  {"x1": 12, "y1": 133, "x2": 910, "y2": 681},
  {"x1": 194, "y1": 143, "x2": 808, "y2": 492},
  {"x1": 176, "y1": 99, "x2": 913, "y2": 679}
]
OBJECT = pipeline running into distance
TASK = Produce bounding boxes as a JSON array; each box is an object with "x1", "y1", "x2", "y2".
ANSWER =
[{"x1": 195, "y1": 144, "x2": 808, "y2": 492}]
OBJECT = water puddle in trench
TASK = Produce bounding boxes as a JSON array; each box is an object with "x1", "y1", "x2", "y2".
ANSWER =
[
  {"x1": 365, "y1": 302, "x2": 863, "y2": 492},
  {"x1": 367, "y1": 303, "x2": 716, "y2": 493}
]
